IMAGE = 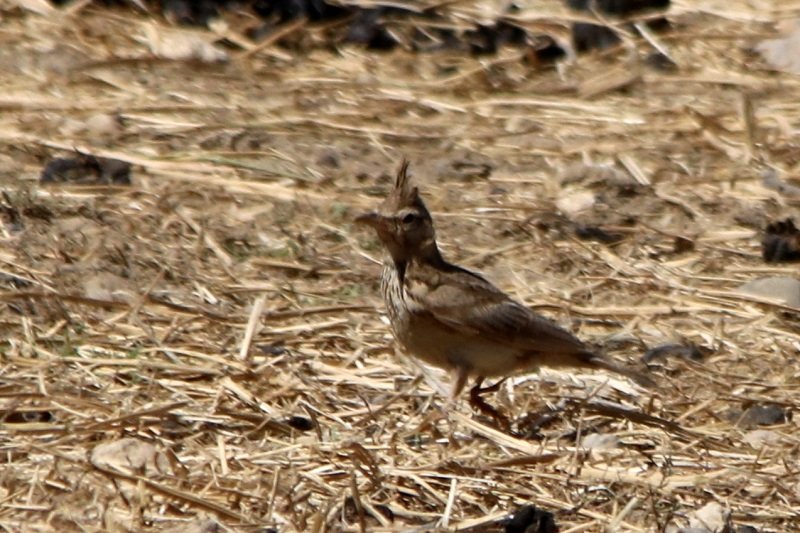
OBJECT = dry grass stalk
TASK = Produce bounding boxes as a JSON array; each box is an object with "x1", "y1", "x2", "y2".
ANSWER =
[{"x1": 0, "y1": 1, "x2": 798, "y2": 531}]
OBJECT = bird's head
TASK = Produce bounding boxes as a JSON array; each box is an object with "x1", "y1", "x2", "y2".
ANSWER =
[{"x1": 356, "y1": 160, "x2": 438, "y2": 264}]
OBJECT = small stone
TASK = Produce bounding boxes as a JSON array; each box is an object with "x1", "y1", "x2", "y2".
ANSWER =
[
  {"x1": 284, "y1": 416, "x2": 315, "y2": 431},
  {"x1": 142, "y1": 22, "x2": 228, "y2": 62},
  {"x1": 581, "y1": 433, "x2": 620, "y2": 450},
  {"x1": 642, "y1": 343, "x2": 708, "y2": 364},
  {"x1": 689, "y1": 501, "x2": 730, "y2": 532},
  {"x1": 85, "y1": 113, "x2": 122, "y2": 140},
  {"x1": 556, "y1": 190, "x2": 595, "y2": 216},
  {"x1": 503, "y1": 504, "x2": 558, "y2": 533},
  {"x1": 90, "y1": 438, "x2": 170, "y2": 476},
  {"x1": 574, "y1": 224, "x2": 623, "y2": 244},
  {"x1": 763, "y1": 218, "x2": 800, "y2": 262},
  {"x1": 316, "y1": 150, "x2": 341, "y2": 169},
  {"x1": 738, "y1": 276, "x2": 800, "y2": 307},
  {"x1": 743, "y1": 429, "x2": 781, "y2": 447},
  {"x1": 756, "y1": 19, "x2": 800, "y2": 75},
  {"x1": 41, "y1": 153, "x2": 131, "y2": 185},
  {"x1": 83, "y1": 272, "x2": 135, "y2": 303},
  {"x1": 737, "y1": 405, "x2": 788, "y2": 428}
]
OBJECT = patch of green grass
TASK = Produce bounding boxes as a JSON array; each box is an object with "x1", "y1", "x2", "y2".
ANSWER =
[
  {"x1": 124, "y1": 346, "x2": 143, "y2": 359},
  {"x1": 335, "y1": 283, "x2": 364, "y2": 299},
  {"x1": 329, "y1": 202, "x2": 349, "y2": 222},
  {"x1": 222, "y1": 237, "x2": 253, "y2": 260}
]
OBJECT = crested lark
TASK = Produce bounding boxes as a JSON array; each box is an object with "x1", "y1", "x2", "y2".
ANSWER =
[{"x1": 357, "y1": 160, "x2": 652, "y2": 412}]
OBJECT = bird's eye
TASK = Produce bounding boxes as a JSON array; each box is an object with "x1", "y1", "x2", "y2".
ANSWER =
[{"x1": 402, "y1": 212, "x2": 417, "y2": 225}]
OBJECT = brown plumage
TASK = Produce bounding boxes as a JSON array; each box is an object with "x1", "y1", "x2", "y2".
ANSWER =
[{"x1": 356, "y1": 160, "x2": 653, "y2": 412}]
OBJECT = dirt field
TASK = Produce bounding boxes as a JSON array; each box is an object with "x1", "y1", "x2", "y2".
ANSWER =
[{"x1": 1, "y1": 1, "x2": 799, "y2": 531}]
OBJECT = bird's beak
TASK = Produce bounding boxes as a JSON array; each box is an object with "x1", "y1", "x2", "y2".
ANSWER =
[{"x1": 355, "y1": 211, "x2": 388, "y2": 230}]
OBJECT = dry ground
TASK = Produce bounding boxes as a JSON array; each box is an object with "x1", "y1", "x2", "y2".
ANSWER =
[{"x1": 1, "y1": 1, "x2": 799, "y2": 531}]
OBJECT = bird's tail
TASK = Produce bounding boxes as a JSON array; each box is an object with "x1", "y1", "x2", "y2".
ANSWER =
[{"x1": 584, "y1": 352, "x2": 657, "y2": 388}]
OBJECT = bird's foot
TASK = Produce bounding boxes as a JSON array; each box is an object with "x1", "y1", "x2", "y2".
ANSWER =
[{"x1": 468, "y1": 379, "x2": 511, "y2": 431}]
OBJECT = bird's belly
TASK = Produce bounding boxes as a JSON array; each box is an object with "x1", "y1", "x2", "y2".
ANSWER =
[{"x1": 397, "y1": 315, "x2": 523, "y2": 377}]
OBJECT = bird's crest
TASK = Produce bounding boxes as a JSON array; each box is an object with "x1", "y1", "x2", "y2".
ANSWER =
[
  {"x1": 393, "y1": 159, "x2": 418, "y2": 202},
  {"x1": 395, "y1": 158, "x2": 411, "y2": 189}
]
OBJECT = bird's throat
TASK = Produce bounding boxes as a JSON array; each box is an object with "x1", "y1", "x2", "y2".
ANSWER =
[{"x1": 392, "y1": 239, "x2": 447, "y2": 283}]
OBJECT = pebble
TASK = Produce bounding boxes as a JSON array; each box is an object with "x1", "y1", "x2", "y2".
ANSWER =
[{"x1": 738, "y1": 276, "x2": 800, "y2": 307}]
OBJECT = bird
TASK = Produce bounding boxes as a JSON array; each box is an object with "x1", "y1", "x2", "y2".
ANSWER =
[{"x1": 356, "y1": 160, "x2": 653, "y2": 417}]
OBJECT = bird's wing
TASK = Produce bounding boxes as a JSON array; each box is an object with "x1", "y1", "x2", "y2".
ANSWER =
[
  {"x1": 404, "y1": 262, "x2": 587, "y2": 355},
  {"x1": 404, "y1": 261, "x2": 655, "y2": 387}
]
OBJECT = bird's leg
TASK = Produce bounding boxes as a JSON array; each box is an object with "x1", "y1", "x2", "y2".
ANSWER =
[
  {"x1": 468, "y1": 377, "x2": 510, "y2": 430},
  {"x1": 474, "y1": 377, "x2": 508, "y2": 396},
  {"x1": 450, "y1": 365, "x2": 470, "y2": 400}
]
